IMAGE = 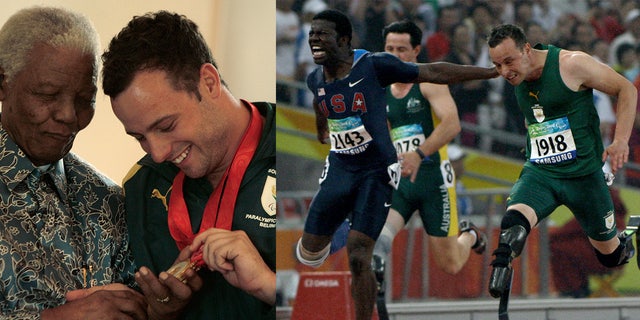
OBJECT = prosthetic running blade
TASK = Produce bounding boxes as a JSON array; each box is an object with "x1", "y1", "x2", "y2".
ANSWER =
[{"x1": 498, "y1": 268, "x2": 513, "y2": 320}]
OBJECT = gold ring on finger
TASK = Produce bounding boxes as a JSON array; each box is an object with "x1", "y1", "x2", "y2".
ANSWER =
[{"x1": 156, "y1": 296, "x2": 170, "y2": 303}]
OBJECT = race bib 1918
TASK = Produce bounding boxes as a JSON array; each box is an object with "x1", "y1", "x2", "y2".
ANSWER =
[
  {"x1": 328, "y1": 116, "x2": 373, "y2": 155},
  {"x1": 528, "y1": 116, "x2": 577, "y2": 165}
]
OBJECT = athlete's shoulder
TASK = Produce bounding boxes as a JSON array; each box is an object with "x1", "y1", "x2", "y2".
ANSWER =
[
  {"x1": 252, "y1": 101, "x2": 276, "y2": 161},
  {"x1": 250, "y1": 101, "x2": 275, "y2": 117},
  {"x1": 356, "y1": 50, "x2": 400, "y2": 65},
  {"x1": 122, "y1": 154, "x2": 179, "y2": 187},
  {"x1": 353, "y1": 49, "x2": 399, "y2": 65},
  {"x1": 306, "y1": 66, "x2": 324, "y2": 90},
  {"x1": 534, "y1": 43, "x2": 551, "y2": 50}
]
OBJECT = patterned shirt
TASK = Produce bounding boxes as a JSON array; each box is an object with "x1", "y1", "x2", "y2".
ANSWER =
[{"x1": 0, "y1": 123, "x2": 135, "y2": 319}]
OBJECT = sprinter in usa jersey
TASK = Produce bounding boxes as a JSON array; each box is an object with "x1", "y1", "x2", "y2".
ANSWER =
[{"x1": 295, "y1": 10, "x2": 497, "y2": 320}]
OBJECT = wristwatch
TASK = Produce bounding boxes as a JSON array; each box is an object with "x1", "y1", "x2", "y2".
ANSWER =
[{"x1": 414, "y1": 147, "x2": 426, "y2": 160}]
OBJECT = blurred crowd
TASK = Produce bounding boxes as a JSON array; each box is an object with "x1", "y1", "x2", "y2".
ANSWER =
[{"x1": 277, "y1": 0, "x2": 640, "y2": 186}]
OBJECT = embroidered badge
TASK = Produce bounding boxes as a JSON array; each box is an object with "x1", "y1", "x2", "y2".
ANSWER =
[
  {"x1": 406, "y1": 97, "x2": 424, "y2": 114},
  {"x1": 605, "y1": 211, "x2": 615, "y2": 230},
  {"x1": 529, "y1": 91, "x2": 545, "y2": 123},
  {"x1": 532, "y1": 104, "x2": 545, "y2": 123},
  {"x1": 261, "y1": 175, "x2": 276, "y2": 216}
]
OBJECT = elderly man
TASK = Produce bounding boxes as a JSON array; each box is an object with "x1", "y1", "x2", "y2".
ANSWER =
[{"x1": 0, "y1": 6, "x2": 145, "y2": 319}]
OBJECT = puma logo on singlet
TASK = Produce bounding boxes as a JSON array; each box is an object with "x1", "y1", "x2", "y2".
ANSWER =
[
  {"x1": 528, "y1": 91, "x2": 540, "y2": 101},
  {"x1": 151, "y1": 186, "x2": 173, "y2": 211}
]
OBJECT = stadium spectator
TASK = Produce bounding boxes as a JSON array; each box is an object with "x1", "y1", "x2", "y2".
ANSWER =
[
  {"x1": 425, "y1": 4, "x2": 462, "y2": 62},
  {"x1": 277, "y1": 0, "x2": 301, "y2": 103},
  {"x1": 609, "y1": 8, "x2": 640, "y2": 66}
]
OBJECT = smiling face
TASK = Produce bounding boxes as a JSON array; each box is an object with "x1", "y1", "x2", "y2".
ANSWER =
[
  {"x1": 111, "y1": 69, "x2": 229, "y2": 180},
  {"x1": 488, "y1": 37, "x2": 532, "y2": 86},
  {"x1": 0, "y1": 43, "x2": 96, "y2": 166}
]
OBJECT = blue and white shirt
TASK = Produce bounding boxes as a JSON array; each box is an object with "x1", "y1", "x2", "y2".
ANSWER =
[{"x1": 307, "y1": 49, "x2": 419, "y2": 169}]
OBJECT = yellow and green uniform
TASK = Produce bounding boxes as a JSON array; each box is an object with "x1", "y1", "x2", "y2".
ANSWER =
[
  {"x1": 387, "y1": 84, "x2": 460, "y2": 237},
  {"x1": 509, "y1": 44, "x2": 615, "y2": 241}
]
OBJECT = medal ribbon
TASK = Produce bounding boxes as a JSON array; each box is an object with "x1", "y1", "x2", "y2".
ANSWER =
[{"x1": 168, "y1": 101, "x2": 263, "y2": 256}]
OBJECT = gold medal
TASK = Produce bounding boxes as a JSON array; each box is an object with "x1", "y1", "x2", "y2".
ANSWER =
[{"x1": 166, "y1": 260, "x2": 197, "y2": 282}]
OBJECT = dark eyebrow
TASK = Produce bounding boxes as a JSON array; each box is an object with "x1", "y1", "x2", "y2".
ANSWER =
[{"x1": 125, "y1": 114, "x2": 174, "y2": 136}]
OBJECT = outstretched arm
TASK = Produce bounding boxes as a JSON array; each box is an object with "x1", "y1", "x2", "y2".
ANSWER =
[{"x1": 415, "y1": 62, "x2": 498, "y2": 84}]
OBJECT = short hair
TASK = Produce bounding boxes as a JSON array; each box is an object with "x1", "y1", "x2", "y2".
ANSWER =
[
  {"x1": 0, "y1": 6, "x2": 100, "y2": 83},
  {"x1": 487, "y1": 24, "x2": 528, "y2": 49},
  {"x1": 313, "y1": 9, "x2": 352, "y2": 44},
  {"x1": 102, "y1": 11, "x2": 220, "y2": 100},
  {"x1": 382, "y1": 20, "x2": 422, "y2": 48}
]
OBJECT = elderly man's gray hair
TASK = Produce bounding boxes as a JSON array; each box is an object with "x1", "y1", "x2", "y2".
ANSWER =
[{"x1": 0, "y1": 6, "x2": 100, "y2": 83}]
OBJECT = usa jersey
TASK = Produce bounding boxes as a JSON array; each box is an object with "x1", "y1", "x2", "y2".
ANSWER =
[{"x1": 307, "y1": 49, "x2": 419, "y2": 168}]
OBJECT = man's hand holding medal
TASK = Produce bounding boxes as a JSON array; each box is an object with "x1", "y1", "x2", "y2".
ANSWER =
[
  {"x1": 135, "y1": 245, "x2": 203, "y2": 320},
  {"x1": 135, "y1": 227, "x2": 275, "y2": 319}
]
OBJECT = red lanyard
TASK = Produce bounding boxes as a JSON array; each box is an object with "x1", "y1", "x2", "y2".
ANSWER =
[{"x1": 168, "y1": 102, "x2": 263, "y2": 250}]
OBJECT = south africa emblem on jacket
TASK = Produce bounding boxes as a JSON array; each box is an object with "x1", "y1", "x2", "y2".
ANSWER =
[
  {"x1": 261, "y1": 169, "x2": 276, "y2": 216},
  {"x1": 529, "y1": 91, "x2": 545, "y2": 123},
  {"x1": 532, "y1": 104, "x2": 545, "y2": 123}
]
